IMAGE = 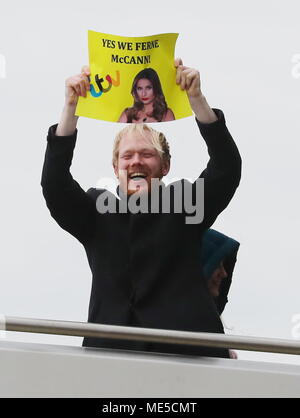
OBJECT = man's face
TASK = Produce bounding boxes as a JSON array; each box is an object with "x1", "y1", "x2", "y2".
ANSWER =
[
  {"x1": 113, "y1": 130, "x2": 170, "y2": 195},
  {"x1": 207, "y1": 261, "x2": 228, "y2": 298}
]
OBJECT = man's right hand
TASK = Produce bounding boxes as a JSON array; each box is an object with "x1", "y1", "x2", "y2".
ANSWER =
[
  {"x1": 65, "y1": 65, "x2": 91, "y2": 106},
  {"x1": 56, "y1": 66, "x2": 90, "y2": 136}
]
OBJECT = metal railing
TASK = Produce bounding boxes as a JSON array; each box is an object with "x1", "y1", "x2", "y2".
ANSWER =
[{"x1": 1, "y1": 316, "x2": 300, "y2": 355}]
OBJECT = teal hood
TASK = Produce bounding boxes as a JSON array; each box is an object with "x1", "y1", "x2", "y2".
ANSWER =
[{"x1": 201, "y1": 229, "x2": 240, "y2": 314}]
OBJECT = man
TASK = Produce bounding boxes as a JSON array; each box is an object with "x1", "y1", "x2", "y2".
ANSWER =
[{"x1": 41, "y1": 59, "x2": 241, "y2": 358}]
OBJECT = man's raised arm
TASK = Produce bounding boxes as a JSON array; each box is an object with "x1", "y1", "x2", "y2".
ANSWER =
[
  {"x1": 56, "y1": 65, "x2": 90, "y2": 136},
  {"x1": 41, "y1": 67, "x2": 97, "y2": 244},
  {"x1": 175, "y1": 58, "x2": 242, "y2": 228}
]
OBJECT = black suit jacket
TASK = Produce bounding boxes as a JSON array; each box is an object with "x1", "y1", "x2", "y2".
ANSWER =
[{"x1": 41, "y1": 110, "x2": 241, "y2": 358}]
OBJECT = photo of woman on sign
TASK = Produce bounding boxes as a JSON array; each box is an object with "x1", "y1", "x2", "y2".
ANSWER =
[{"x1": 118, "y1": 68, "x2": 175, "y2": 123}]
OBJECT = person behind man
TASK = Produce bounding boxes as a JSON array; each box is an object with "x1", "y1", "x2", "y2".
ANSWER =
[
  {"x1": 201, "y1": 228, "x2": 240, "y2": 359},
  {"x1": 41, "y1": 58, "x2": 242, "y2": 358},
  {"x1": 201, "y1": 229, "x2": 240, "y2": 315}
]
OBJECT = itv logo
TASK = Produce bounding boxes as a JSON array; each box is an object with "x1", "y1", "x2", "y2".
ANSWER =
[{"x1": 90, "y1": 70, "x2": 120, "y2": 97}]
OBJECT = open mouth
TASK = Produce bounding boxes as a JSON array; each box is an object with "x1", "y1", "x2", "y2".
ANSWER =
[{"x1": 129, "y1": 172, "x2": 147, "y2": 181}]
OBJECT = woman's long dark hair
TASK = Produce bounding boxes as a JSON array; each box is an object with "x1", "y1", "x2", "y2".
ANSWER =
[{"x1": 125, "y1": 68, "x2": 168, "y2": 122}]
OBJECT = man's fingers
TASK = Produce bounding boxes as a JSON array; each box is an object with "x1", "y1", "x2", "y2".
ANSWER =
[
  {"x1": 184, "y1": 75, "x2": 193, "y2": 91},
  {"x1": 80, "y1": 73, "x2": 90, "y2": 92},
  {"x1": 73, "y1": 75, "x2": 90, "y2": 97},
  {"x1": 180, "y1": 68, "x2": 200, "y2": 91},
  {"x1": 80, "y1": 67, "x2": 91, "y2": 91},
  {"x1": 174, "y1": 57, "x2": 183, "y2": 68},
  {"x1": 180, "y1": 68, "x2": 191, "y2": 90},
  {"x1": 189, "y1": 77, "x2": 200, "y2": 93},
  {"x1": 186, "y1": 69, "x2": 199, "y2": 88},
  {"x1": 176, "y1": 64, "x2": 188, "y2": 85},
  {"x1": 73, "y1": 83, "x2": 81, "y2": 97},
  {"x1": 68, "y1": 77, "x2": 84, "y2": 97},
  {"x1": 176, "y1": 65, "x2": 182, "y2": 85},
  {"x1": 84, "y1": 76, "x2": 90, "y2": 91},
  {"x1": 81, "y1": 65, "x2": 90, "y2": 75},
  {"x1": 175, "y1": 57, "x2": 184, "y2": 85},
  {"x1": 79, "y1": 79, "x2": 87, "y2": 97},
  {"x1": 180, "y1": 74, "x2": 186, "y2": 90},
  {"x1": 66, "y1": 69, "x2": 91, "y2": 100},
  {"x1": 75, "y1": 82, "x2": 82, "y2": 97}
]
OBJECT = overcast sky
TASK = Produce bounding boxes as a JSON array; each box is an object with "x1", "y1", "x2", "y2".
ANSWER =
[{"x1": 0, "y1": 0, "x2": 300, "y2": 365}]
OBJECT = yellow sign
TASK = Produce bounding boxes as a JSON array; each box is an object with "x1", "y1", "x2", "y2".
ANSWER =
[{"x1": 76, "y1": 31, "x2": 192, "y2": 123}]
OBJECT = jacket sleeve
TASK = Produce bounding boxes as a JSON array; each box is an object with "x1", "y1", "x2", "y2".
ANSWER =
[
  {"x1": 195, "y1": 109, "x2": 242, "y2": 229},
  {"x1": 41, "y1": 124, "x2": 96, "y2": 244}
]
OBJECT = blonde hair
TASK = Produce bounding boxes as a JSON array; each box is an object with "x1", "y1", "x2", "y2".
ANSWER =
[{"x1": 112, "y1": 124, "x2": 171, "y2": 166}]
